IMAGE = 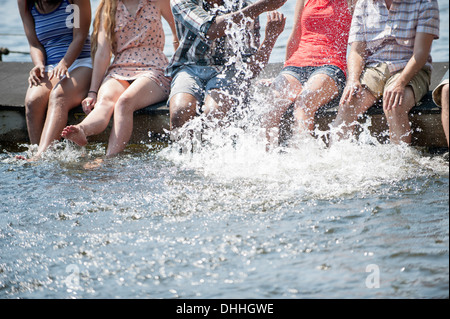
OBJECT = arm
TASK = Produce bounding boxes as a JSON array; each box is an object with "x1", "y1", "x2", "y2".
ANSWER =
[
  {"x1": 285, "y1": 0, "x2": 304, "y2": 61},
  {"x1": 82, "y1": 8, "x2": 112, "y2": 115},
  {"x1": 339, "y1": 0, "x2": 367, "y2": 106},
  {"x1": 248, "y1": 11, "x2": 286, "y2": 78},
  {"x1": 384, "y1": 0, "x2": 439, "y2": 110},
  {"x1": 171, "y1": 0, "x2": 286, "y2": 42},
  {"x1": 206, "y1": 0, "x2": 287, "y2": 40},
  {"x1": 160, "y1": 0, "x2": 179, "y2": 51},
  {"x1": 383, "y1": 32, "x2": 435, "y2": 110},
  {"x1": 49, "y1": 0, "x2": 91, "y2": 80},
  {"x1": 17, "y1": 0, "x2": 47, "y2": 86},
  {"x1": 339, "y1": 41, "x2": 368, "y2": 106}
]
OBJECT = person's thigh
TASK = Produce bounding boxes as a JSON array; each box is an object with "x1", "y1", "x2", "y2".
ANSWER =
[
  {"x1": 271, "y1": 66, "x2": 313, "y2": 102},
  {"x1": 51, "y1": 67, "x2": 92, "y2": 106},
  {"x1": 97, "y1": 77, "x2": 129, "y2": 107},
  {"x1": 301, "y1": 72, "x2": 339, "y2": 103},
  {"x1": 272, "y1": 73, "x2": 304, "y2": 102},
  {"x1": 294, "y1": 73, "x2": 339, "y2": 123},
  {"x1": 117, "y1": 76, "x2": 168, "y2": 113},
  {"x1": 203, "y1": 89, "x2": 236, "y2": 118},
  {"x1": 25, "y1": 79, "x2": 53, "y2": 108},
  {"x1": 308, "y1": 65, "x2": 346, "y2": 97}
]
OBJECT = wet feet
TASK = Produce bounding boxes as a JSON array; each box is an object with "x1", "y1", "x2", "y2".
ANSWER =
[
  {"x1": 61, "y1": 125, "x2": 88, "y2": 146},
  {"x1": 15, "y1": 154, "x2": 40, "y2": 162},
  {"x1": 83, "y1": 158, "x2": 104, "y2": 170}
]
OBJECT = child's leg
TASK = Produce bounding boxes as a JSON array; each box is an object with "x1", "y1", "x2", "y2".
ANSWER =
[
  {"x1": 35, "y1": 67, "x2": 92, "y2": 157},
  {"x1": 62, "y1": 78, "x2": 127, "y2": 146},
  {"x1": 107, "y1": 77, "x2": 167, "y2": 157}
]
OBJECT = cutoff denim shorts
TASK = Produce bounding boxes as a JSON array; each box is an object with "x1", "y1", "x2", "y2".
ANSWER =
[
  {"x1": 168, "y1": 64, "x2": 251, "y2": 106},
  {"x1": 280, "y1": 65, "x2": 347, "y2": 96}
]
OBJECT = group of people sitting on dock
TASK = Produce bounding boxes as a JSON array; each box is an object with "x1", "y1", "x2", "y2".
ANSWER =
[{"x1": 17, "y1": 0, "x2": 448, "y2": 162}]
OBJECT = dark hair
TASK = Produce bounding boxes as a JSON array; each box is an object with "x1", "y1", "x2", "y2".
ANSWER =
[{"x1": 27, "y1": 0, "x2": 62, "y2": 10}]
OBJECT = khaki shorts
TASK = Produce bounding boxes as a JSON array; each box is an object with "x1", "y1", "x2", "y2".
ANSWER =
[
  {"x1": 361, "y1": 63, "x2": 431, "y2": 104},
  {"x1": 432, "y1": 76, "x2": 449, "y2": 107}
]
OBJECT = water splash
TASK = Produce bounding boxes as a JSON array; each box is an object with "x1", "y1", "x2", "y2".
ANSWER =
[
  {"x1": 161, "y1": 0, "x2": 448, "y2": 201},
  {"x1": 162, "y1": 83, "x2": 448, "y2": 201},
  {"x1": 2, "y1": 140, "x2": 107, "y2": 166}
]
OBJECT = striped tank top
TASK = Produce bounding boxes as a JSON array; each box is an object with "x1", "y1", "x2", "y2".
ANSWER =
[{"x1": 31, "y1": 0, "x2": 91, "y2": 65}]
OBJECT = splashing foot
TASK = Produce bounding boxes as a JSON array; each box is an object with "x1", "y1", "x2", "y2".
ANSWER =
[
  {"x1": 83, "y1": 158, "x2": 104, "y2": 170},
  {"x1": 15, "y1": 154, "x2": 41, "y2": 162},
  {"x1": 61, "y1": 125, "x2": 88, "y2": 146}
]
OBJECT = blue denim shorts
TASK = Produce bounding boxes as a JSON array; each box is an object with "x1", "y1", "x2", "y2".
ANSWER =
[
  {"x1": 168, "y1": 65, "x2": 251, "y2": 105},
  {"x1": 280, "y1": 65, "x2": 346, "y2": 96}
]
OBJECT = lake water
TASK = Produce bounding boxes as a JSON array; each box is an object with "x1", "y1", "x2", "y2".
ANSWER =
[{"x1": 0, "y1": 0, "x2": 449, "y2": 299}]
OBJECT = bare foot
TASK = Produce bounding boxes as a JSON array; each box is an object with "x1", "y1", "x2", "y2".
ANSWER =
[
  {"x1": 15, "y1": 154, "x2": 40, "y2": 162},
  {"x1": 61, "y1": 125, "x2": 88, "y2": 146},
  {"x1": 83, "y1": 158, "x2": 104, "y2": 170}
]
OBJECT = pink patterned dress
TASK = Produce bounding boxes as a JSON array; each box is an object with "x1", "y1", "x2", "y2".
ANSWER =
[{"x1": 106, "y1": 0, "x2": 171, "y2": 96}]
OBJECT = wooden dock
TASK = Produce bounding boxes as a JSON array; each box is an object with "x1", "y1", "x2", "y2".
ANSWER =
[{"x1": 0, "y1": 61, "x2": 448, "y2": 148}]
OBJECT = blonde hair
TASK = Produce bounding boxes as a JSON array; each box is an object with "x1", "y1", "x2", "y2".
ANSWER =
[{"x1": 91, "y1": 0, "x2": 117, "y2": 58}]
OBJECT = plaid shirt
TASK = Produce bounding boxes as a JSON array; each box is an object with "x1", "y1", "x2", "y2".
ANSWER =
[
  {"x1": 349, "y1": 0, "x2": 440, "y2": 73},
  {"x1": 166, "y1": 0, "x2": 260, "y2": 77}
]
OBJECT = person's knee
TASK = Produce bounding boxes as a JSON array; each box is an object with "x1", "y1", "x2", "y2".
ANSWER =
[
  {"x1": 49, "y1": 84, "x2": 66, "y2": 101},
  {"x1": 384, "y1": 87, "x2": 415, "y2": 117},
  {"x1": 169, "y1": 94, "x2": 198, "y2": 129},
  {"x1": 48, "y1": 84, "x2": 74, "y2": 112},
  {"x1": 203, "y1": 90, "x2": 233, "y2": 118},
  {"x1": 442, "y1": 83, "x2": 449, "y2": 96},
  {"x1": 296, "y1": 89, "x2": 330, "y2": 117},
  {"x1": 384, "y1": 99, "x2": 413, "y2": 120},
  {"x1": 96, "y1": 91, "x2": 117, "y2": 108},
  {"x1": 384, "y1": 107, "x2": 407, "y2": 123},
  {"x1": 114, "y1": 94, "x2": 135, "y2": 115},
  {"x1": 170, "y1": 97, "x2": 196, "y2": 118},
  {"x1": 25, "y1": 87, "x2": 50, "y2": 113},
  {"x1": 25, "y1": 95, "x2": 45, "y2": 116}
]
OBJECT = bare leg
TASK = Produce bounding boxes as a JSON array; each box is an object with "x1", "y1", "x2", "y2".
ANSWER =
[
  {"x1": 331, "y1": 87, "x2": 378, "y2": 140},
  {"x1": 383, "y1": 86, "x2": 415, "y2": 144},
  {"x1": 62, "y1": 78, "x2": 127, "y2": 145},
  {"x1": 293, "y1": 73, "x2": 339, "y2": 134},
  {"x1": 60, "y1": 125, "x2": 88, "y2": 146},
  {"x1": 83, "y1": 157, "x2": 104, "y2": 170},
  {"x1": 24, "y1": 75, "x2": 53, "y2": 145},
  {"x1": 441, "y1": 84, "x2": 449, "y2": 148},
  {"x1": 262, "y1": 74, "x2": 302, "y2": 147},
  {"x1": 107, "y1": 77, "x2": 168, "y2": 157},
  {"x1": 34, "y1": 67, "x2": 92, "y2": 158},
  {"x1": 203, "y1": 89, "x2": 236, "y2": 125},
  {"x1": 169, "y1": 93, "x2": 200, "y2": 131}
]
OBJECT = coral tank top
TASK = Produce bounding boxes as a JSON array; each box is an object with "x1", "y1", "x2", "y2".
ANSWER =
[{"x1": 285, "y1": 0, "x2": 352, "y2": 74}]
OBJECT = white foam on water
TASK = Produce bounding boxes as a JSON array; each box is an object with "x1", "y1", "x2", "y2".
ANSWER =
[
  {"x1": 159, "y1": 0, "x2": 448, "y2": 201},
  {"x1": 3, "y1": 140, "x2": 105, "y2": 165},
  {"x1": 160, "y1": 112, "x2": 448, "y2": 201}
]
